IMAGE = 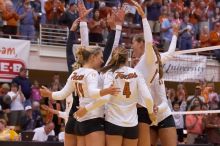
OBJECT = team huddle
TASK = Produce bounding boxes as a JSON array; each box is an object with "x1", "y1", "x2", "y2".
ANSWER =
[{"x1": 40, "y1": 0, "x2": 179, "y2": 146}]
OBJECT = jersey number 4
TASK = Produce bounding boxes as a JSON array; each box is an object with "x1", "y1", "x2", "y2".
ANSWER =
[
  {"x1": 123, "y1": 82, "x2": 131, "y2": 98},
  {"x1": 75, "y1": 83, "x2": 84, "y2": 97}
]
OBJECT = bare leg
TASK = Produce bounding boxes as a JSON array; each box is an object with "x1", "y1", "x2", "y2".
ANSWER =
[
  {"x1": 64, "y1": 133, "x2": 77, "y2": 146},
  {"x1": 123, "y1": 138, "x2": 138, "y2": 146},
  {"x1": 85, "y1": 131, "x2": 105, "y2": 146},
  {"x1": 106, "y1": 134, "x2": 123, "y2": 146},
  {"x1": 159, "y1": 127, "x2": 177, "y2": 146},
  {"x1": 138, "y1": 123, "x2": 151, "y2": 146},
  {"x1": 150, "y1": 128, "x2": 158, "y2": 146},
  {"x1": 77, "y1": 136, "x2": 86, "y2": 146}
]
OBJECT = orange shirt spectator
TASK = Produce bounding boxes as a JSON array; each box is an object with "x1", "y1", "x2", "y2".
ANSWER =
[
  {"x1": 186, "y1": 115, "x2": 204, "y2": 134},
  {"x1": 210, "y1": 23, "x2": 220, "y2": 46},
  {"x1": 185, "y1": 105, "x2": 204, "y2": 144},
  {"x1": 2, "y1": 1, "x2": 19, "y2": 35},
  {"x1": 45, "y1": 0, "x2": 64, "y2": 24},
  {"x1": 199, "y1": 25, "x2": 210, "y2": 47},
  {"x1": 2, "y1": 5, "x2": 19, "y2": 27},
  {"x1": 88, "y1": 9, "x2": 106, "y2": 43},
  {"x1": 0, "y1": 0, "x2": 5, "y2": 12}
]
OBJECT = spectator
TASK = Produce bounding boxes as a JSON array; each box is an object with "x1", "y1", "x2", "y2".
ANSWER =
[
  {"x1": 145, "y1": 0, "x2": 162, "y2": 34},
  {"x1": 40, "y1": 0, "x2": 47, "y2": 24},
  {"x1": 44, "y1": 0, "x2": 64, "y2": 24},
  {"x1": 199, "y1": 25, "x2": 210, "y2": 47},
  {"x1": 204, "y1": 109, "x2": 220, "y2": 146},
  {"x1": 0, "y1": 83, "x2": 11, "y2": 121},
  {"x1": 179, "y1": 15, "x2": 194, "y2": 50},
  {"x1": 207, "y1": 83, "x2": 219, "y2": 110},
  {"x1": 20, "y1": 105, "x2": 35, "y2": 131},
  {"x1": 185, "y1": 104, "x2": 204, "y2": 144},
  {"x1": 31, "y1": 80, "x2": 42, "y2": 102},
  {"x1": 45, "y1": 98, "x2": 63, "y2": 135},
  {"x1": 58, "y1": 123, "x2": 65, "y2": 142},
  {"x1": 59, "y1": 2, "x2": 78, "y2": 29},
  {"x1": 161, "y1": 11, "x2": 174, "y2": 51},
  {"x1": 17, "y1": 0, "x2": 37, "y2": 40},
  {"x1": 2, "y1": 1, "x2": 19, "y2": 36},
  {"x1": 198, "y1": 1, "x2": 209, "y2": 33},
  {"x1": 32, "y1": 101, "x2": 44, "y2": 128},
  {"x1": 167, "y1": 88, "x2": 176, "y2": 109},
  {"x1": 7, "y1": 83, "x2": 25, "y2": 126},
  {"x1": 51, "y1": 73, "x2": 62, "y2": 90},
  {"x1": 172, "y1": 101, "x2": 185, "y2": 144},
  {"x1": 187, "y1": 85, "x2": 205, "y2": 110},
  {"x1": 0, "y1": 0, "x2": 5, "y2": 12},
  {"x1": 12, "y1": 67, "x2": 32, "y2": 107},
  {"x1": 88, "y1": 9, "x2": 106, "y2": 43},
  {"x1": 210, "y1": 7, "x2": 220, "y2": 30},
  {"x1": 0, "y1": 119, "x2": 19, "y2": 141},
  {"x1": 32, "y1": 122, "x2": 55, "y2": 141}
]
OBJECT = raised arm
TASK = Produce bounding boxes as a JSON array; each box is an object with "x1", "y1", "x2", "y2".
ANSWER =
[
  {"x1": 105, "y1": 7, "x2": 125, "y2": 65},
  {"x1": 161, "y1": 24, "x2": 179, "y2": 64},
  {"x1": 40, "y1": 75, "x2": 75, "y2": 100},
  {"x1": 77, "y1": 0, "x2": 93, "y2": 46},
  {"x1": 66, "y1": 18, "x2": 80, "y2": 74}
]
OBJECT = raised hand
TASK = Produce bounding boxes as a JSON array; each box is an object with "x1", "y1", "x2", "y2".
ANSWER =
[
  {"x1": 70, "y1": 18, "x2": 80, "y2": 31},
  {"x1": 41, "y1": 104, "x2": 49, "y2": 111},
  {"x1": 130, "y1": 0, "x2": 145, "y2": 18},
  {"x1": 106, "y1": 13, "x2": 116, "y2": 30},
  {"x1": 40, "y1": 86, "x2": 52, "y2": 98},
  {"x1": 77, "y1": 0, "x2": 93, "y2": 21},
  {"x1": 112, "y1": 5, "x2": 126, "y2": 26},
  {"x1": 172, "y1": 22, "x2": 180, "y2": 36}
]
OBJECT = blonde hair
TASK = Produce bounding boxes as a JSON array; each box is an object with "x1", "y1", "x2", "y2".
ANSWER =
[
  {"x1": 101, "y1": 46, "x2": 128, "y2": 73},
  {"x1": 75, "y1": 46, "x2": 102, "y2": 65}
]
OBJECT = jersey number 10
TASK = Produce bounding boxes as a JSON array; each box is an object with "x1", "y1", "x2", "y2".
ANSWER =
[{"x1": 75, "y1": 83, "x2": 84, "y2": 97}]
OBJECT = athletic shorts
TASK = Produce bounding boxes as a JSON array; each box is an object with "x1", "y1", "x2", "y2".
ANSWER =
[
  {"x1": 74, "y1": 118, "x2": 104, "y2": 136},
  {"x1": 65, "y1": 116, "x2": 76, "y2": 134},
  {"x1": 105, "y1": 121, "x2": 138, "y2": 139},
  {"x1": 150, "y1": 115, "x2": 176, "y2": 131},
  {"x1": 137, "y1": 107, "x2": 152, "y2": 125}
]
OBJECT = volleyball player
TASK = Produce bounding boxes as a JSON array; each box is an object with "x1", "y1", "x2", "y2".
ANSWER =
[
  {"x1": 74, "y1": 46, "x2": 155, "y2": 146},
  {"x1": 40, "y1": 46, "x2": 120, "y2": 146},
  {"x1": 131, "y1": 1, "x2": 178, "y2": 146}
]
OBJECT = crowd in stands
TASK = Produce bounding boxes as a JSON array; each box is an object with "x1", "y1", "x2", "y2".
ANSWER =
[
  {"x1": 0, "y1": 0, "x2": 220, "y2": 145},
  {"x1": 0, "y1": 68, "x2": 220, "y2": 144},
  {"x1": 0, "y1": 0, "x2": 220, "y2": 53}
]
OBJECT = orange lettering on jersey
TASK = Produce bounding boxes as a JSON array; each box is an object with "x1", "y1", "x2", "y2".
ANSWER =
[
  {"x1": 71, "y1": 73, "x2": 84, "y2": 80},
  {"x1": 115, "y1": 72, "x2": 138, "y2": 79},
  {"x1": 123, "y1": 82, "x2": 131, "y2": 98}
]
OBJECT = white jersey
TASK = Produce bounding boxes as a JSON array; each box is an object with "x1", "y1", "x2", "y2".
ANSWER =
[
  {"x1": 52, "y1": 68, "x2": 103, "y2": 122},
  {"x1": 85, "y1": 66, "x2": 153, "y2": 127},
  {"x1": 135, "y1": 18, "x2": 177, "y2": 123}
]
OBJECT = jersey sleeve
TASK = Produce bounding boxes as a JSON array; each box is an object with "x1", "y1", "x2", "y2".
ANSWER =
[
  {"x1": 86, "y1": 71, "x2": 101, "y2": 99},
  {"x1": 58, "y1": 111, "x2": 68, "y2": 119},
  {"x1": 85, "y1": 72, "x2": 113, "y2": 111},
  {"x1": 136, "y1": 71, "x2": 154, "y2": 114},
  {"x1": 80, "y1": 21, "x2": 89, "y2": 46},
  {"x1": 52, "y1": 75, "x2": 75, "y2": 100},
  {"x1": 160, "y1": 35, "x2": 177, "y2": 64}
]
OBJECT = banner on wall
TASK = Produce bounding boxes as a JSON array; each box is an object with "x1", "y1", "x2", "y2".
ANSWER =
[
  {"x1": 0, "y1": 38, "x2": 30, "y2": 82},
  {"x1": 163, "y1": 55, "x2": 207, "y2": 82}
]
